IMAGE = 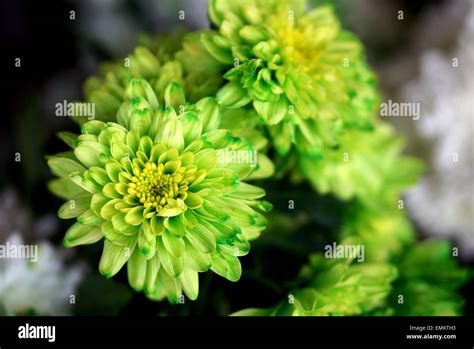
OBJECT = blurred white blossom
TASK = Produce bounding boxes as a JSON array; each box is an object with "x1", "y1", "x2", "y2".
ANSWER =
[
  {"x1": 0, "y1": 234, "x2": 84, "y2": 315},
  {"x1": 403, "y1": 5, "x2": 474, "y2": 258}
]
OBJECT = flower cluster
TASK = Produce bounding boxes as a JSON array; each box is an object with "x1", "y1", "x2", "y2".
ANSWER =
[{"x1": 47, "y1": 0, "x2": 469, "y2": 311}]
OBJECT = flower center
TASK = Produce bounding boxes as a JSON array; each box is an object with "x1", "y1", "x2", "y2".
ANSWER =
[{"x1": 127, "y1": 162, "x2": 188, "y2": 213}]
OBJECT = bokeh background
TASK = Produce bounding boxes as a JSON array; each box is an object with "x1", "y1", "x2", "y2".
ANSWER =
[{"x1": 1, "y1": 0, "x2": 472, "y2": 315}]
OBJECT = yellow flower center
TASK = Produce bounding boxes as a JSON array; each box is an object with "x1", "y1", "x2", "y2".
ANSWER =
[
  {"x1": 279, "y1": 26, "x2": 319, "y2": 73},
  {"x1": 127, "y1": 162, "x2": 188, "y2": 213}
]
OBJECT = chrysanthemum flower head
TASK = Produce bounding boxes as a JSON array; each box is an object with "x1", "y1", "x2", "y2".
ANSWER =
[
  {"x1": 232, "y1": 250, "x2": 397, "y2": 316},
  {"x1": 181, "y1": 0, "x2": 379, "y2": 157},
  {"x1": 48, "y1": 78, "x2": 270, "y2": 302}
]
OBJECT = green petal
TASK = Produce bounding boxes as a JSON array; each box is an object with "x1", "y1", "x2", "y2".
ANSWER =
[
  {"x1": 163, "y1": 230, "x2": 185, "y2": 257},
  {"x1": 77, "y1": 209, "x2": 103, "y2": 226},
  {"x1": 179, "y1": 268, "x2": 199, "y2": 300},
  {"x1": 58, "y1": 194, "x2": 91, "y2": 219},
  {"x1": 182, "y1": 112, "x2": 203, "y2": 146},
  {"x1": 90, "y1": 193, "x2": 110, "y2": 216},
  {"x1": 48, "y1": 178, "x2": 84, "y2": 200},
  {"x1": 231, "y1": 182, "x2": 266, "y2": 199},
  {"x1": 150, "y1": 268, "x2": 182, "y2": 303},
  {"x1": 184, "y1": 240, "x2": 212, "y2": 272},
  {"x1": 155, "y1": 114, "x2": 184, "y2": 151},
  {"x1": 88, "y1": 167, "x2": 110, "y2": 186},
  {"x1": 143, "y1": 252, "x2": 161, "y2": 295},
  {"x1": 201, "y1": 32, "x2": 233, "y2": 64},
  {"x1": 184, "y1": 192, "x2": 203, "y2": 209},
  {"x1": 125, "y1": 78, "x2": 159, "y2": 110},
  {"x1": 75, "y1": 141, "x2": 108, "y2": 167},
  {"x1": 253, "y1": 97, "x2": 287, "y2": 125},
  {"x1": 163, "y1": 216, "x2": 186, "y2": 237},
  {"x1": 211, "y1": 252, "x2": 242, "y2": 282},
  {"x1": 216, "y1": 81, "x2": 251, "y2": 108},
  {"x1": 127, "y1": 247, "x2": 148, "y2": 291},
  {"x1": 112, "y1": 212, "x2": 140, "y2": 235},
  {"x1": 100, "y1": 199, "x2": 119, "y2": 221},
  {"x1": 138, "y1": 220, "x2": 156, "y2": 259},
  {"x1": 196, "y1": 97, "x2": 220, "y2": 132},
  {"x1": 186, "y1": 224, "x2": 216, "y2": 253},
  {"x1": 150, "y1": 216, "x2": 165, "y2": 235},
  {"x1": 139, "y1": 136, "x2": 154, "y2": 158},
  {"x1": 164, "y1": 82, "x2": 186, "y2": 110},
  {"x1": 102, "y1": 183, "x2": 122, "y2": 199},
  {"x1": 156, "y1": 237, "x2": 184, "y2": 277},
  {"x1": 105, "y1": 162, "x2": 122, "y2": 182},
  {"x1": 239, "y1": 25, "x2": 268, "y2": 45},
  {"x1": 99, "y1": 238, "x2": 136, "y2": 278},
  {"x1": 64, "y1": 222, "x2": 103, "y2": 247},
  {"x1": 48, "y1": 157, "x2": 85, "y2": 178},
  {"x1": 125, "y1": 206, "x2": 145, "y2": 226},
  {"x1": 110, "y1": 141, "x2": 133, "y2": 160},
  {"x1": 194, "y1": 149, "x2": 217, "y2": 172},
  {"x1": 57, "y1": 131, "x2": 78, "y2": 149}
]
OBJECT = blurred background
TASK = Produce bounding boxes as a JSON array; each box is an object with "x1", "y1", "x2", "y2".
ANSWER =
[{"x1": 0, "y1": 0, "x2": 472, "y2": 315}]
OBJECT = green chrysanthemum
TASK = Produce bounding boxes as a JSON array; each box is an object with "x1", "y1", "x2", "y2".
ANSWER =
[
  {"x1": 76, "y1": 33, "x2": 222, "y2": 125},
  {"x1": 48, "y1": 78, "x2": 271, "y2": 302},
  {"x1": 298, "y1": 122, "x2": 424, "y2": 206},
  {"x1": 233, "y1": 251, "x2": 397, "y2": 316},
  {"x1": 389, "y1": 240, "x2": 470, "y2": 316},
  {"x1": 180, "y1": 0, "x2": 379, "y2": 157}
]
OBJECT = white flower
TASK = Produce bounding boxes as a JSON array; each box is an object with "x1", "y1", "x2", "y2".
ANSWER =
[
  {"x1": 0, "y1": 234, "x2": 84, "y2": 315},
  {"x1": 403, "y1": 5, "x2": 474, "y2": 258}
]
